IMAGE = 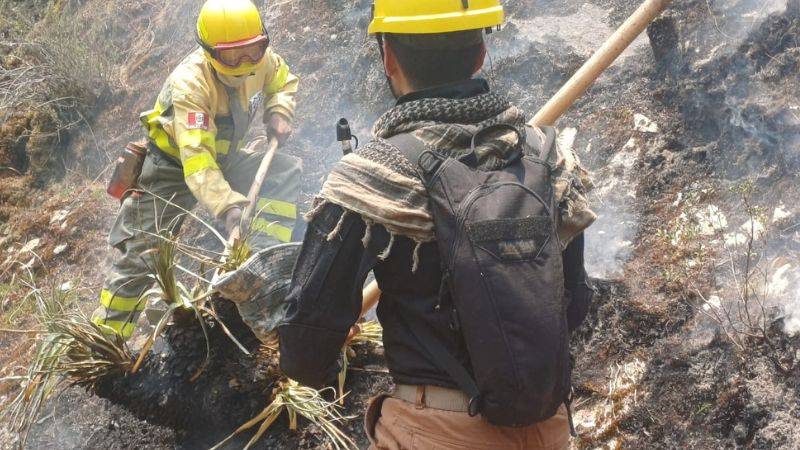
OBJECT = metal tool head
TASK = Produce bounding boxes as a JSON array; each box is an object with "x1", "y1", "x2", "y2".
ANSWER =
[{"x1": 213, "y1": 243, "x2": 301, "y2": 341}]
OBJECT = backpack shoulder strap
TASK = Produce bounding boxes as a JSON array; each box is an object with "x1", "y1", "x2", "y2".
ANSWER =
[
  {"x1": 525, "y1": 125, "x2": 557, "y2": 161},
  {"x1": 385, "y1": 132, "x2": 429, "y2": 167},
  {"x1": 396, "y1": 305, "x2": 482, "y2": 416}
]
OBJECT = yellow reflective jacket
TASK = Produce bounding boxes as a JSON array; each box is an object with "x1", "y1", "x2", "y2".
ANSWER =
[{"x1": 140, "y1": 47, "x2": 299, "y2": 218}]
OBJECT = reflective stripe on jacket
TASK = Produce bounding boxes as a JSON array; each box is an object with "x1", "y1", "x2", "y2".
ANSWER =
[{"x1": 139, "y1": 47, "x2": 299, "y2": 218}]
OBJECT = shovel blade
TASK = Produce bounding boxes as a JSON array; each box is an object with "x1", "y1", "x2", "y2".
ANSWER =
[{"x1": 213, "y1": 243, "x2": 302, "y2": 342}]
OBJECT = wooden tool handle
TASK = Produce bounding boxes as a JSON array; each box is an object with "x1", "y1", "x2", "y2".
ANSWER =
[
  {"x1": 227, "y1": 137, "x2": 279, "y2": 243},
  {"x1": 530, "y1": 0, "x2": 672, "y2": 126},
  {"x1": 360, "y1": 280, "x2": 382, "y2": 318}
]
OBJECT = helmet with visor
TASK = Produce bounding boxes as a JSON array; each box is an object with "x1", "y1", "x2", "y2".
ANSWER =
[{"x1": 196, "y1": 0, "x2": 270, "y2": 76}]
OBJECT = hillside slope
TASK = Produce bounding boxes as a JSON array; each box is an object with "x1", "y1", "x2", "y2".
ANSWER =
[{"x1": 1, "y1": 0, "x2": 798, "y2": 448}]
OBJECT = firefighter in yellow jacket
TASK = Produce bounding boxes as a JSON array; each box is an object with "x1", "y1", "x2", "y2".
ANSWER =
[{"x1": 93, "y1": 0, "x2": 302, "y2": 339}]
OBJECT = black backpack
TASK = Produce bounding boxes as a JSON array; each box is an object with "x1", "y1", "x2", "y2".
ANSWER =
[{"x1": 388, "y1": 124, "x2": 572, "y2": 428}]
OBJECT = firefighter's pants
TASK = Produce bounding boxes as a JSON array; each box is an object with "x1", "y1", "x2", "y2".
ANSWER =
[{"x1": 92, "y1": 147, "x2": 302, "y2": 339}]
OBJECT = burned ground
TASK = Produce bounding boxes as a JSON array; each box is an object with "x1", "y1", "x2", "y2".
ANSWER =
[
  {"x1": 25, "y1": 300, "x2": 390, "y2": 449},
  {"x1": 1, "y1": 0, "x2": 799, "y2": 449}
]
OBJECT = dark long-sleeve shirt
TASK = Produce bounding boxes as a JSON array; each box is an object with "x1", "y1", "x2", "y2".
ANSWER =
[
  {"x1": 278, "y1": 202, "x2": 592, "y2": 389},
  {"x1": 279, "y1": 79, "x2": 593, "y2": 389}
]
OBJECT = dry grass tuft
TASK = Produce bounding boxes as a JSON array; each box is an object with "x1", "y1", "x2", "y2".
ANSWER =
[
  {"x1": 3, "y1": 282, "x2": 132, "y2": 447},
  {"x1": 339, "y1": 321, "x2": 383, "y2": 405},
  {"x1": 132, "y1": 226, "x2": 250, "y2": 376},
  {"x1": 213, "y1": 378, "x2": 356, "y2": 450}
]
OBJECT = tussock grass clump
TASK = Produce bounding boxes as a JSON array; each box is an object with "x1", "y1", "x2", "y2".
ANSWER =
[
  {"x1": 213, "y1": 378, "x2": 356, "y2": 450},
  {"x1": 143, "y1": 191, "x2": 267, "y2": 275},
  {"x1": 220, "y1": 236, "x2": 253, "y2": 274},
  {"x1": 34, "y1": 296, "x2": 132, "y2": 384},
  {"x1": 338, "y1": 320, "x2": 383, "y2": 403},
  {"x1": 4, "y1": 284, "x2": 132, "y2": 446},
  {"x1": 133, "y1": 227, "x2": 249, "y2": 377}
]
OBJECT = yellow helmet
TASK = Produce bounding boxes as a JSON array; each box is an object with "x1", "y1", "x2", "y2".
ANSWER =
[
  {"x1": 197, "y1": 0, "x2": 268, "y2": 76},
  {"x1": 368, "y1": 0, "x2": 504, "y2": 35}
]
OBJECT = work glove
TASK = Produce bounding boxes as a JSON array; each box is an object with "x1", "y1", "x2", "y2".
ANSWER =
[
  {"x1": 266, "y1": 112, "x2": 292, "y2": 145},
  {"x1": 223, "y1": 207, "x2": 243, "y2": 236}
]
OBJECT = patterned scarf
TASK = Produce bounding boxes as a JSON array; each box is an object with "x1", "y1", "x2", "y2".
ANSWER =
[{"x1": 308, "y1": 92, "x2": 595, "y2": 264}]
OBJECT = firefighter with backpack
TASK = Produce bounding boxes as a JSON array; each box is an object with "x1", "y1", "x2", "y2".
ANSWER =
[{"x1": 279, "y1": 1, "x2": 595, "y2": 448}]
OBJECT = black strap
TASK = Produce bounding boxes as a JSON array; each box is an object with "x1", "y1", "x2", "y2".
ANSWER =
[
  {"x1": 146, "y1": 141, "x2": 181, "y2": 167},
  {"x1": 539, "y1": 126, "x2": 557, "y2": 161},
  {"x1": 525, "y1": 125, "x2": 557, "y2": 162},
  {"x1": 386, "y1": 133, "x2": 429, "y2": 167},
  {"x1": 396, "y1": 304, "x2": 482, "y2": 416}
]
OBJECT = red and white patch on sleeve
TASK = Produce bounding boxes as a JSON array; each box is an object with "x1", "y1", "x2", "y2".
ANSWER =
[{"x1": 187, "y1": 112, "x2": 209, "y2": 130}]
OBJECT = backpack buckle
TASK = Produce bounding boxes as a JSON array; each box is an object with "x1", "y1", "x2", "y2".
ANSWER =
[
  {"x1": 418, "y1": 150, "x2": 443, "y2": 175},
  {"x1": 468, "y1": 396, "x2": 481, "y2": 417}
]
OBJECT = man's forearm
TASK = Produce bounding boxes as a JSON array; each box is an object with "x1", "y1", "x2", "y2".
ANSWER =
[
  {"x1": 279, "y1": 319, "x2": 348, "y2": 388},
  {"x1": 278, "y1": 203, "x2": 372, "y2": 387},
  {"x1": 183, "y1": 165, "x2": 249, "y2": 219}
]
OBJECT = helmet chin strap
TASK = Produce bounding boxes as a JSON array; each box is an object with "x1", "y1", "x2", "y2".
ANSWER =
[{"x1": 217, "y1": 71, "x2": 250, "y2": 88}]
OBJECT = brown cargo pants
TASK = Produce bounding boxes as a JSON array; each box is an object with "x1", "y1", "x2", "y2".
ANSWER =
[{"x1": 365, "y1": 392, "x2": 570, "y2": 450}]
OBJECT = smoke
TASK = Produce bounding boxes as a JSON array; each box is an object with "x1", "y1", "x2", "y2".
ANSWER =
[
  {"x1": 492, "y1": 1, "x2": 798, "y2": 282},
  {"x1": 677, "y1": 0, "x2": 800, "y2": 173},
  {"x1": 703, "y1": 0, "x2": 789, "y2": 42},
  {"x1": 787, "y1": 291, "x2": 800, "y2": 336},
  {"x1": 492, "y1": 3, "x2": 649, "y2": 61},
  {"x1": 698, "y1": 0, "x2": 800, "y2": 335},
  {"x1": 561, "y1": 129, "x2": 640, "y2": 279},
  {"x1": 760, "y1": 256, "x2": 800, "y2": 336},
  {"x1": 644, "y1": 1, "x2": 800, "y2": 340},
  {"x1": 775, "y1": 264, "x2": 800, "y2": 336},
  {"x1": 714, "y1": 208, "x2": 800, "y2": 337}
]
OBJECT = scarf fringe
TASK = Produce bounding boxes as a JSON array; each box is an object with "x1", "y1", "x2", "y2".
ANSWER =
[
  {"x1": 304, "y1": 198, "x2": 328, "y2": 222},
  {"x1": 307, "y1": 201, "x2": 431, "y2": 272},
  {"x1": 378, "y1": 233, "x2": 395, "y2": 260},
  {"x1": 362, "y1": 218, "x2": 375, "y2": 248},
  {"x1": 327, "y1": 210, "x2": 350, "y2": 241},
  {"x1": 411, "y1": 240, "x2": 422, "y2": 274}
]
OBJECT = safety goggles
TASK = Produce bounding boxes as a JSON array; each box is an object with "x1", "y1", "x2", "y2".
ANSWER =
[{"x1": 199, "y1": 33, "x2": 270, "y2": 68}]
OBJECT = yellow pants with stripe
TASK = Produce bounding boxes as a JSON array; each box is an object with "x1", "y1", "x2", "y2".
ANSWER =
[{"x1": 92, "y1": 146, "x2": 302, "y2": 339}]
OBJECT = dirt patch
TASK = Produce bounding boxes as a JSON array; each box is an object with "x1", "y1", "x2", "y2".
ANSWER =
[
  {"x1": 23, "y1": 388, "x2": 177, "y2": 450},
  {"x1": 0, "y1": 176, "x2": 116, "y2": 428}
]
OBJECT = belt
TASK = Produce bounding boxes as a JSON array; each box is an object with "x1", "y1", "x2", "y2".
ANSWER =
[
  {"x1": 147, "y1": 141, "x2": 181, "y2": 167},
  {"x1": 392, "y1": 384, "x2": 471, "y2": 413}
]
